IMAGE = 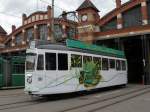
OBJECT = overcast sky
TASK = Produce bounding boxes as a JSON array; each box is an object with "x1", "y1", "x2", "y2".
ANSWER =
[{"x1": 0, "y1": 0, "x2": 129, "y2": 33}]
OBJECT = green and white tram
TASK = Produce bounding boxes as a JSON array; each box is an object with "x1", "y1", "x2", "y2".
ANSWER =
[{"x1": 25, "y1": 39, "x2": 127, "y2": 95}]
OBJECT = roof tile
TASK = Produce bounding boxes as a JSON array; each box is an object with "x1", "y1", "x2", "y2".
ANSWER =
[{"x1": 76, "y1": 0, "x2": 99, "y2": 12}]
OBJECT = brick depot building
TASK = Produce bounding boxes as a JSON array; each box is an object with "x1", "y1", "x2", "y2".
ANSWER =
[{"x1": 0, "y1": 0, "x2": 150, "y2": 84}]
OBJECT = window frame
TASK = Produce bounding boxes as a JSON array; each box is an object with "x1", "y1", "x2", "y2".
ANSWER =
[
  {"x1": 93, "y1": 56, "x2": 101, "y2": 70},
  {"x1": 109, "y1": 59, "x2": 116, "y2": 69},
  {"x1": 58, "y1": 53, "x2": 68, "y2": 71},
  {"x1": 121, "y1": 60, "x2": 127, "y2": 71},
  {"x1": 102, "y1": 58, "x2": 109, "y2": 71},
  {"x1": 116, "y1": 60, "x2": 121, "y2": 71},
  {"x1": 71, "y1": 54, "x2": 82, "y2": 68},
  {"x1": 45, "y1": 52, "x2": 57, "y2": 71},
  {"x1": 83, "y1": 55, "x2": 92, "y2": 64},
  {"x1": 37, "y1": 54, "x2": 44, "y2": 71}
]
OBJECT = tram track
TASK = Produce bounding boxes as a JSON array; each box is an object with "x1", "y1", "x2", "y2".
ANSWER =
[
  {"x1": 59, "y1": 86, "x2": 150, "y2": 112},
  {"x1": 0, "y1": 93, "x2": 25, "y2": 98},
  {"x1": 0, "y1": 86, "x2": 149, "y2": 111},
  {"x1": 0, "y1": 98, "x2": 46, "y2": 111}
]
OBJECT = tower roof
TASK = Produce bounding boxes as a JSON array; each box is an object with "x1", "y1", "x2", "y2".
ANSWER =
[
  {"x1": 76, "y1": 0, "x2": 99, "y2": 12},
  {"x1": 0, "y1": 26, "x2": 7, "y2": 35}
]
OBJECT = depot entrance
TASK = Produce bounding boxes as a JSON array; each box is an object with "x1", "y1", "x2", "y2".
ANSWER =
[
  {"x1": 123, "y1": 37, "x2": 144, "y2": 84},
  {"x1": 95, "y1": 35, "x2": 150, "y2": 85}
]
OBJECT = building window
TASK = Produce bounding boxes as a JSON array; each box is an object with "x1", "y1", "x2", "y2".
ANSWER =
[
  {"x1": 67, "y1": 27, "x2": 76, "y2": 39},
  {"x1": 54, "y1": 24, "x2": 63, "y2": 39},
  {"x1": 101, "y1": 17, "x2": 117, "y2": 31},
  {"x1": 102, "y1": 58, "x2": 109, "y2": 70},
  {"x1": 6, "y1": 40, "x2": 11, "y2": 47},
  {"x1": 71, "y1": 54, "x2": 82, "y2": 67},
  {"x1": 37, "y1": 54, "x2": 44, "y2": 70},
  {"x1": 15, "y1": 33, "x2": 22, "y2": 45},
  {"x1": 123, "y1": 5, "x2": 142, "y2": 28},
  {"x1": 26, "y1": 28, "x2": 34, "y2": 42},
  {"x1": 147, "y1": 1, "x2": 150, "y2": 24},
  {"x1": 58, "y1": 53, "x2": 68, "y2": 70},
  {"x1": 45, "y1": 53, "x2": 56, "y2": 70},
  {"x1": 39, "y1": 25, "x2": 48, "y2": 40}
]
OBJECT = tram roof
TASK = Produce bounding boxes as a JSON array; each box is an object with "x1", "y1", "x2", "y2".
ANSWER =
[{"x1": 34, "y1": 39, "x2": 125, "y2": 58}]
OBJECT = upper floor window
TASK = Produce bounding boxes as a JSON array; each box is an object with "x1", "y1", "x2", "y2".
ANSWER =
[
  {"x1": 15, "y1": 33, "x2": 22, "y2": 45},
  {"x1": 39, "y1": 25, "x2": 48, "y2": 40},
  {"x1": 67, "y1": 27, "x2": 77, "y2": 39},
  {"x1": 123, "y1": 5, "x2": 142, "y2": 28},
  {"x1": 101, "y1": 17, "x2": 117, "y2": 32},
  {"x1": 6, "y1": 40, "x2": 11, "y2": 47},
  {"x1": 54, "y1": 24, "x2": 63, "y2": 39},
  {"x1": 26, "y1": 28, "x2": 34, "y2": 42}
]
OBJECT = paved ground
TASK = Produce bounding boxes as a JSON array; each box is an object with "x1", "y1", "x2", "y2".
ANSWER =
[{"x1": 0, "y1": 85, "x2": 149, "y2": 112}]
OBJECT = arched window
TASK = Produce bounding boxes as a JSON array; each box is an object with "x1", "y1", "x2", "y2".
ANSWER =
[
  {"x1": 54, "y1": 24, "x2": 63, "y2": 39},
  {"x1": 39, "y1": 25, "x2": 48, "y2": 40},
  {"x1": 26, "y1": 28, "x2": 34, "y2": 42},
  {"x1": 15, "y1": 33, "x2": 22, "y2": 45}
]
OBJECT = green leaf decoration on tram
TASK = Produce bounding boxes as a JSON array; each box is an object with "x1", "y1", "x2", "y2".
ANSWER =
[{"x1": 79, "y1": 61, "x2": 102, "y2": 88}]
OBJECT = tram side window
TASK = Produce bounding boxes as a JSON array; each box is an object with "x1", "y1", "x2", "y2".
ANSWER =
[
  {"x1": 116, "y1": 60, "x2": 121, "y2": 71},
  {"x1": 122, "y1": 61, "x2": 126, "y2": 71},
  {"x1": 83, "y1": 56, "x2": 92, "y2": 64},
  {"x1": 37, "y1": 55, "x2": 44, "y2": 70},
  {"x1": 58, "y1": 53, "x2": 68, "y2": 70},
  {"x1": 102, "y1": 58, "x2": 109, "y2": 70},
  {"x1": 71, "y1": 54, "x2": 82, "y2": 67},
  {"x1": 45, "y1": 53, "x2": 56, "y2": 70},
  {"x1": 109, "y1": 59, "x2": 115, "y2": 69},
  {"x1": 93, "y1": 57, "x2": 101, "y2": 70}
]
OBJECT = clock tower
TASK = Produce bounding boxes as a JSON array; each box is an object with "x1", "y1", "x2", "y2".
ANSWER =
[{"x1": 76, "y1": 0, "x2": 100, "y2": 43}]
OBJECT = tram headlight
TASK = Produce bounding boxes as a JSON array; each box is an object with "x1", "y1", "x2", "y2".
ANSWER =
[
  {"x1": 26, "y1": 74, "x2": 32, "y2": 84},
  {"x1": 27, "y1": 76, "x2": 32, "y2": 84}
]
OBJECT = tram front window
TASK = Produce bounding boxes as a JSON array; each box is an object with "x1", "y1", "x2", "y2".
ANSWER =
[{"x1": 26, "y1": 53, "x2": 36, "y2": 71}]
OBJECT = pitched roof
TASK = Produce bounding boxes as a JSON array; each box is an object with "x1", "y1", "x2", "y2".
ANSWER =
[
  {"x1": 76, "y1": 0, "x2": 99, "y2": 12},
  {"x1": 0, "y1": 26, "x2": 7, "y2": 35}
]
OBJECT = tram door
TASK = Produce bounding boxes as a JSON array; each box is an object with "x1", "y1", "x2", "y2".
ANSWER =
[
  {"x1": 56, "y1": 53, "x2": 69, "y2": 88},
  {"x1": 45, "y1": 53, "x2": 57, "y2": 87},
  {"x1": 34, "y1": 54, "x2": 46, "y2": 90}
]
